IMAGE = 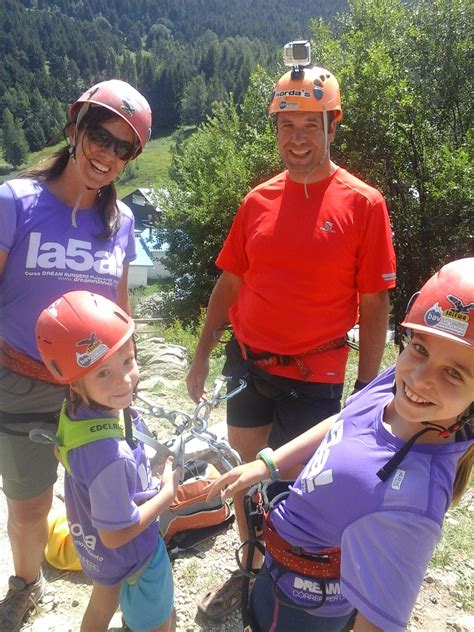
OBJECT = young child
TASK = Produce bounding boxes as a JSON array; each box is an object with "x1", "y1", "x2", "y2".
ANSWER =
[
  {"x1": 35, "y1": 290, "x2": 180, "y2": 632},
  {"x1": 208, "y1": 257, "x2": 474, "y2": 632}
]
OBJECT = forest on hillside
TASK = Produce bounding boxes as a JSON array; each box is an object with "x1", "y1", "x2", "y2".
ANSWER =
[{"x1": 0, "y1": 0, "x2": 346, "y2": 164}]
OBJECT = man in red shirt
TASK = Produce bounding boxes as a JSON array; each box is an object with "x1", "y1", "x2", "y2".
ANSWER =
[{"x1": 187, "y1": 61, "x2": 396, "y2": 620}]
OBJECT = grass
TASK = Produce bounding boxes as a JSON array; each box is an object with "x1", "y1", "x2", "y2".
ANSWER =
[
  {"x1": 116, "y1": 131, "x2": 175, "y2": 197},
  {"x1": 429, "y1": 483, "x2": 474, "y2": 610}
]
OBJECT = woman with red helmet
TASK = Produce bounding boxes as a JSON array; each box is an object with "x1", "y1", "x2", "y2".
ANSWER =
[
  {"x1": 35, "y1": 291, "x2": 179, "y2": 632},
  {"x1": 207, "y1": 258, "x2": 473, "y2": 631},
  {"x1": 0, "y1": 80, "x2": 152, "y2": 630}
]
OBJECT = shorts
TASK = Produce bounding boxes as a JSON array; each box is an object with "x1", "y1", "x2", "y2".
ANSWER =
[
  {"x1": 223, "y1": 339, "x2": 343, "y2": 449},
  {"x1": 250, "y1": 568, "x2": 355, "y2": 632},
  {"x1": 120, "y1": 537, "x2": 174, "y2": 632},
  {"x1": 0, "y1": 369, "x2": 64, "y2": 500}
]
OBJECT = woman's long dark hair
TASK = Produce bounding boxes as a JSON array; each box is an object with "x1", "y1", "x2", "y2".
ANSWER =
[{"x1": 20, "y1": 107, "x2": 129, "y2": 239}]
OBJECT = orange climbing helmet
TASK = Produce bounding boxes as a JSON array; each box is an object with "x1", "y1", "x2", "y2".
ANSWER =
[
  {"x1": 36, "y1": 291, "x2": 135, "y2": 384},
  {"x1": 402, "y1": 258, "x2": 474, "y2": 347},
  {"x1": 68, "y1": 79, "x2": 152, "y2": 156},
  {"x1": 269, "y1": 66, "x2": 343, "y2": 120}
]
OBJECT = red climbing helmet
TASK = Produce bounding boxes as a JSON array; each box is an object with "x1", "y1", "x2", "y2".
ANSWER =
[
  {"x1": 36, "y1": 291, "x2": 135, "y2": 384},
  {"x1": 68, "y1": 79, "x2": 152, "y2": 156},
  {"x1": 402, "y1": 258, "x2": 474, "y2": 347}
]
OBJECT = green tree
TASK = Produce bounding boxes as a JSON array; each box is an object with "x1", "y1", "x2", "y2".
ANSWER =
[
  {"x1": 181, "y1": 74, "x2": 208, "y2": 124},
  {"x1": 2, "y1": 108, "x2": 28, "y2": 167}
]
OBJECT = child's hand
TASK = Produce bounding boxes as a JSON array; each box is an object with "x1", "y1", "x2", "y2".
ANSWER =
[{"x1": 161, "y1": 456, "x2": 181, "y2": 501}]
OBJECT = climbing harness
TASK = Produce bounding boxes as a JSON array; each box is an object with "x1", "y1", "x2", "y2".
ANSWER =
[
  {"x1": 29, "y1": 377, "x2": 244, "y2": 474},
  {"x1": 237, "y1": 336, "x2": 349, "y2": 380},
  {"x1": 239, "y1": 480, "x2": 341, "y2": 631}
]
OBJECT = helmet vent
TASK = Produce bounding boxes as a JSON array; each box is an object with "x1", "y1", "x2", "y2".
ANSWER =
[{"x1": 114, "y1": 311, "x2": 129, "y2": 324}]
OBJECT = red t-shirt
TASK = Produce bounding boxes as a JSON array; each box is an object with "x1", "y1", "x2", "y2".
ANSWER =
[{"x1": 216, "y1": 168, "x2": 396, "y2": 382}]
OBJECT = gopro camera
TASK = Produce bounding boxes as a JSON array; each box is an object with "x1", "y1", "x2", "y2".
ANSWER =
[{"x1": 283, "y1": 40, "x2": 311, "y2": 68}]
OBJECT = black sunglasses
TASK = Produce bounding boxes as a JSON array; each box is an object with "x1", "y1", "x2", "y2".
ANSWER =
[{"x1": 86, "y1": 125, "x2": 137, "y2": 161}]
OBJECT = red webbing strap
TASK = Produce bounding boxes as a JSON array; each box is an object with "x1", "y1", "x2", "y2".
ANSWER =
[
  {"x1": 0, "y1": 339, "x2": 61, "y2": 385},
  {"x1": 263, "y1": 512, "x2": 340, "y2": 578},
  {"x1": 238, "y1": 336, "x2": 347, "y2": 380}
]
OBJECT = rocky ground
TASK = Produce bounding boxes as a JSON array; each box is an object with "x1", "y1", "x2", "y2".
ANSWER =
[{"x1": 1, "y1": 335, "x2": 472, "y2": 631}]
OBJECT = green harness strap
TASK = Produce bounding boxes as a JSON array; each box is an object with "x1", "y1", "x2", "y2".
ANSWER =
[{"x1": 57, "y1": 403, "x2": 126, "y2": 475}]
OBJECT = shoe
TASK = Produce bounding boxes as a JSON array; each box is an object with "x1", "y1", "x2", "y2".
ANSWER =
[
  {"x1": 198, "y1": 569, "x2": 247, "y2": 621},
  {"x1": 0, "y1": 570, "x2": 45, "y2": 632}
]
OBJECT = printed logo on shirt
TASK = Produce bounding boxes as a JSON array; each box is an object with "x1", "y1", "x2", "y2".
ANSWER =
[
  {"x1": 25, "y1": 232, "x2": 125, "y2": 278},
  {"x1": 69, "y1": 521, "x2": 98, "y2": 551},
  {"x1": 382, "y1": 272, "x2": 397, "y2": 281},
  {"x1": 391, "y1": 469, "x2": 405, "y2": 490},
  {"x1": 301, "y1": 417, "x2": 344, "y2": 493},
  {"x1": 320, "y1": 221, "x2": 336, "y2": 233},
  {"x1": 291, "y1": 577, "x2": 343, "y2": 604}
]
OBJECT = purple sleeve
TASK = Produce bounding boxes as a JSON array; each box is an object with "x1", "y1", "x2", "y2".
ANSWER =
[
  {"x1": 0, "y1": 182, "x2": 17, "y2": 253},
  {"x1": 124, "y1": 213, "x2": 136, "y2": 263},
  {"x1": 340, "y1": 511, "x2": 440, "y2": 631},
  {"x1": 117, "y1": 200, "x2": 137, "y2": 264},
  {"x1": 89, "y1": 459, "x2": 140, "y2": 531}
]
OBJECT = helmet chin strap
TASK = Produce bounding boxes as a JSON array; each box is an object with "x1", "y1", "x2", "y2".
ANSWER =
[
  {"x1": 68, "y1": 102, "x2": 103, "y2": 227},
  {"x1": 318, "y1": 110, "x2": 329, "y2": 166},
  {"x1": 377, "y1": 384, "x2": 473, "y2": 482}
]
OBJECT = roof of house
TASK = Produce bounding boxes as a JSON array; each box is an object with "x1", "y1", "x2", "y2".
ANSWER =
[
  {"x1": 130, "y1": 235, "x2": 155, "y2": 268},
  {"x1": 121, "y1": 188, "x2": 164, "y2": 231}
]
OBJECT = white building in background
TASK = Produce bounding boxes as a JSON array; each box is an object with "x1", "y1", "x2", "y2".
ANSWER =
[{"x1": 121, "y1": 188, "x2": 172, "y2": 286}]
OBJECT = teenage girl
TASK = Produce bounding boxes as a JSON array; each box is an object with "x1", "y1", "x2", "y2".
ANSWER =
[{"x1": 209, "y1": 258, "x2": 474, "y2": 632}]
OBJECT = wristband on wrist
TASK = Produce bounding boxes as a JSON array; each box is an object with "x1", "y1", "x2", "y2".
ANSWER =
[
  {"x1": 354, "y1": 379, "x2": 369, "y2": 391},
  {"x1": 256, "y1": 447, "x2": 280, "y2": 481}
]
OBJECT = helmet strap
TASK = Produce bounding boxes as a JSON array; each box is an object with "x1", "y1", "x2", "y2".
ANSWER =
[
  {"x1": 318, "y1": 111, "x2": 329, "y2": 166},
  {"x1": 70, "y1": 186, "x2": 86, "y2": 228},
  {"x1": 70, "y1": 102, "x2": 90, "y2": 165},
  {"x1": 377, "y1": 415, "x2": 471, "y2": 482}
]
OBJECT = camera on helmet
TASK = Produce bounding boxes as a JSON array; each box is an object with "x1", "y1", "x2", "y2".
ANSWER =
[{"x1": 283, "y1": 40, "x2": 311, "y2": 69}]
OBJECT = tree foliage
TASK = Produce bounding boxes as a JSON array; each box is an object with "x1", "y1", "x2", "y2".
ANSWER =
[
  {"x1": 2, "y1": 108, "x2": 28, "y2": 167},
  {"x1": 0, "y1": 0, "x2": 346, "y2": 156},
  {"x1": 160, "y1": 0, "x2": 473, "y2": 329}
]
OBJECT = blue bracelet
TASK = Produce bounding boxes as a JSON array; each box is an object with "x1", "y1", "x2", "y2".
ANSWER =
[
  {"x1": 256, "y1": 447, "x2": 280, "y2": 481},
  {"x1": 354, "y1": 379, "x2": 369, "y2": 391}
]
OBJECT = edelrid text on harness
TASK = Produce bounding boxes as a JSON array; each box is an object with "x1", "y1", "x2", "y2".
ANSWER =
[
  {"x1": 55, "y1": 404, "x2": 177, "y2": 476},
  {"x1": 240, "y1": 480, "x2": 341, "y2": 631}
]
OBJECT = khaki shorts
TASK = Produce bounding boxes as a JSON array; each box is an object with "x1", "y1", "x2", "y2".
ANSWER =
[{"x1": 0, "y1": 368, "x2": 64, "y2": 500}]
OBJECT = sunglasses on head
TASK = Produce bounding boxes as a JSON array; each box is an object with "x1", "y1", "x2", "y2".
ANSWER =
[{"x1": 85, "y1": 125, "x2": 137, "y2": 161}]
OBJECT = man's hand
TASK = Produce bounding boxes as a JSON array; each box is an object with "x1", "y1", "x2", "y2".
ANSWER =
[{"x1": 186, "y1": 357, "x2": 210, "y2": 403}]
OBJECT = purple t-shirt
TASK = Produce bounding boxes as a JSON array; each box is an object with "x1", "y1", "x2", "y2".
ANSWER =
[
  {"x1": 268, "y1": 366, "x2": 471, "y2": 630},
  {"x1": 63, "y1": 406, "x2": 160, "y2": 585},
  {"x1": 0, "y1": 179, "x2": 136, "y2": 359}
]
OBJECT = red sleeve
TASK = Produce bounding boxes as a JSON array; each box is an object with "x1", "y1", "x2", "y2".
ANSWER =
[
  {"x1": 356, "y1": 193, "x2": 396, "y2": 294},
  {"x1": 215, "y1": 200, "x2": 249, "y2": 277}
]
